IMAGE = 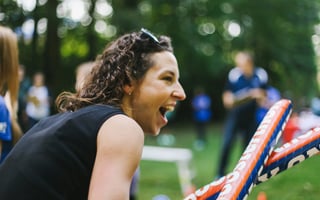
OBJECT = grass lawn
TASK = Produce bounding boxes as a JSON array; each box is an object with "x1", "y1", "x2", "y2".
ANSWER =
[{"x1": 138, "y1": 123, "x2": 320, "y2": 200}]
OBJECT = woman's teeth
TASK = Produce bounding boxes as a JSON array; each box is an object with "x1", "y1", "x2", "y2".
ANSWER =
[{"x1": 164, "y1": 106, "x2": 174, "y2": 112}]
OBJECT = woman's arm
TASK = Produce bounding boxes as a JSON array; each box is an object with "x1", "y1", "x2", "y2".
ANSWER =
[{"x1": 88, "y1": 114, "x2": 144, "y2": 200}]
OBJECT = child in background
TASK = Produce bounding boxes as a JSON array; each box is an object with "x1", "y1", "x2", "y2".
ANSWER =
[
  {"x1": 26, "y1": 72, "x2": 50, "y2": 129},
  {"x1": 192, "y1": 87, "x2": 212, "y2": 150}
]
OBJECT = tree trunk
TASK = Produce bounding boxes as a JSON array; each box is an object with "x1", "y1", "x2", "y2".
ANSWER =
[{"x1": 43, "y1": 0, "x2": 60, "y2": 93}]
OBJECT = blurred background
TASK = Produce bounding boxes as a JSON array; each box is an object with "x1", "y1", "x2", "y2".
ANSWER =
[
  {"x1": 1, "y1": 0, "x2": 320, "y2": 199},
  {"x1": 2, "y1": 0, "x2": 320, "y2": 116}
]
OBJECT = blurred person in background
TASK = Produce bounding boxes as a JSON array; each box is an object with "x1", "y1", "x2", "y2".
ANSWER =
[
  {"x1": 311, "y1": 94, "x2": 320, "y2": 116},
  {"x1": 17, "y1": 64, "x2": 31, "y2": 132},
  {"x1": 26, "y1": 72, "x2": 50, "y2": 129},
  {"x1": 216, "y1": 51, "x2": 268, "y2": 178},
  {"x1": 0, "y1": 29, "x2": 185, "y2": 199},
  {"x1": 192, "y1": 87, "x2": 212, "y2": 150},
  {"x1": 0, "y1": 25, "x2": 23, "y2": 163},
  {"x1": 75, "y1": 61, "x2": 95, "y2": 92},
  {"x1": 255, "y1": 85, "x2": 281, "y2": 124}
]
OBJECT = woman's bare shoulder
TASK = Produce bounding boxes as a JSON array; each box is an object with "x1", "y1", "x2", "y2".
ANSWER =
[{"x1": 97, "y1": 114, "x2": 144, "y2": 148}]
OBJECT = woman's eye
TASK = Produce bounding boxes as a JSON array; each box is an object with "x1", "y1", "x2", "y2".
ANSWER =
[{"x1": 163, "y1": 76, "x2": 173, "y2": 82}]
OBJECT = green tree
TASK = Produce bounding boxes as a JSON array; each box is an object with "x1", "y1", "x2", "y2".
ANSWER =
[
  {"x1": 231, "y1": 0, "x2": 319, "y2": 100},
  {"x1": 111, "y1": 0, "x2": 319, "y2": 114},
  {"x1": 1, "y1": 0, "x2": 318, "y2": 116},
  {"x1": 0, "y1": 0, "x2": 115, "y2": 97}
]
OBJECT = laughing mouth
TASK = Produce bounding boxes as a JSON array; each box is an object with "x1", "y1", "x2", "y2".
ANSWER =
[{"x1": 159, "y1": 106, "x2": 175, "y2": 117}]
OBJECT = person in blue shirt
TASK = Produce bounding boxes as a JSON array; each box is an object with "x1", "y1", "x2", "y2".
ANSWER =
[
  {"x1": 216, "y1": 51, "x2": 268, "y2": 177},
  {"x1": 0, "y1": 96, "x2": 12, "y2": 162},
  {"x1": 256, "y1": 85, "x2": 281, "y2": 124},
  {"x1": 192, "y1": 87, "x2": 212, "y2": 150},
  {"x1": 0, "y1": 25, "x2": 23, "y2": 163}
]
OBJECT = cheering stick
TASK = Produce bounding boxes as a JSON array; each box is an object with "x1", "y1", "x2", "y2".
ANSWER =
[
  {"x1": 257, "y1": 127, "x2": 320, "y2": 184},
  {"x1": 216, "y1": 99, "x2": 292, "y2": 200},
  {"x1": 185, "y1": 127, "x2": 320, "y2": 200},
  {"x1": 184, "y1": 99, "x2": 292, "y2": 200}
]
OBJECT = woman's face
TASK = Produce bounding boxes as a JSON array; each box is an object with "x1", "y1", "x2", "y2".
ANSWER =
[{"x1": 128, "y1": 51, "x2": 186, "y2": 135}]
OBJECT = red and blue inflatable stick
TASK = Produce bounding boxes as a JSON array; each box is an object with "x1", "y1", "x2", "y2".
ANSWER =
[
  {"x1": 184, "y1": 127, "x2": 320, "y2": 200},
  {"x1": 216, "y1": 99, "x2": 292, "y2": 200},
  {"x1": 257, "y1": 127, "x2": 320, "y2": 184}
]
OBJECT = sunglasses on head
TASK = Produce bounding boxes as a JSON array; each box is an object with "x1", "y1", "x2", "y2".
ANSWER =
[{"x1": 140, "y1": 28, "x2": 160, "y2": 44}]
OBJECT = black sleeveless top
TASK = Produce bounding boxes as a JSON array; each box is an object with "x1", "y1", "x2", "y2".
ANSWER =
[{"x1": 0, "y1": 105, "x2": 124, "y2": 200}]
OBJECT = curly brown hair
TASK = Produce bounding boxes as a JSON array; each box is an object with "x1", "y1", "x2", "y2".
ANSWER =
[{"x1": 56, "y1": 29, "x2": 173, "y2": 112}]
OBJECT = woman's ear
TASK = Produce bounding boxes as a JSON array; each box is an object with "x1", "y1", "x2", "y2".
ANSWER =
[{"x1": 123, "y1": 84, "x2": 134, "y2": 96}]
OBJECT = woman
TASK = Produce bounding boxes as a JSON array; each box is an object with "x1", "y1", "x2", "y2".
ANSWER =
[
  {"x1": 0, "y1": 28, "x2": 186, "y2": 199},
  {"x1": 0, "y1": 25, "x2": 22, "y2": 163}
]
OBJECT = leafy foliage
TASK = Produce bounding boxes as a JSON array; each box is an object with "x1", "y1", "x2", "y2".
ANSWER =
[{"x1": 0, "y1": 0, "x2": 319, "y2": 116}]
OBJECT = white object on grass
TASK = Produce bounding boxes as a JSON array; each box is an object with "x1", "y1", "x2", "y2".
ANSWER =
[{"x1": 142, "y1": 145, "x2": 194, "y2": 196}]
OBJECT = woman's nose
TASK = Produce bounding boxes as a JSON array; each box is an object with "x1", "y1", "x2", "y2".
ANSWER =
[{"x1": 173, "y1": 83, "x2": 186, "y2": 101}]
